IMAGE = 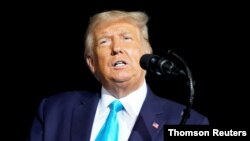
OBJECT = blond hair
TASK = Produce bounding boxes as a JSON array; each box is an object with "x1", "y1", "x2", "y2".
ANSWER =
[{"x1": 84, "y1": 10, "x2": 152, "y2": 59}]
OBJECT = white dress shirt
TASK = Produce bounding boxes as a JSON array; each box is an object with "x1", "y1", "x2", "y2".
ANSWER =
[{"x1": 90, "y1": 80, "x2": 147, "y2": 141}]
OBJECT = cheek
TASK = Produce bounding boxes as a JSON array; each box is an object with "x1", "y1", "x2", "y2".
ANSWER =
[
  {"x1": 129, "y1": 50, "x2": 143, "y2": 66},
  {"x1": 95, "y1": 51, "x2": 109, "y2": 67},
  {"x1": 96, "y1": 47, "x2": 111, "y2": 57},
  {"x1": 95, "y1": 48, "x2": 106, "y2": 58}
]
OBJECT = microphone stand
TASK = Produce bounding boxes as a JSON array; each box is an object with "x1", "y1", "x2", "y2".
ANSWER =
[{"x1": 168, "y1": 51, "x2": 195, "y2": 125}]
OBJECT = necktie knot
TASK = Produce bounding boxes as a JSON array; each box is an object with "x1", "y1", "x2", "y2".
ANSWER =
[{"x1": 110, "y1": 100, "x2": 123, "y2": 112}]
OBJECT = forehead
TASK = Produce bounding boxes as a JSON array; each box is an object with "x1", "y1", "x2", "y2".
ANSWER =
[{"x1": 94, "y1": 19, "x2": 140, "y2": 35}]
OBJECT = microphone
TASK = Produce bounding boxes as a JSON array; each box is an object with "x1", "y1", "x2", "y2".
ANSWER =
[
  {"x1": 140, "y1": 53, "x2": 195, "y2": 125},
  {"x1": 140, "y1": 54, "x2": 186, "y2": 76}
]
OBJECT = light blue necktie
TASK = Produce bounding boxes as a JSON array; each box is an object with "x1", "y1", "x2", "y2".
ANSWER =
[{"x1": 95, "y1": 100, "x2": 124, "y2": 141}]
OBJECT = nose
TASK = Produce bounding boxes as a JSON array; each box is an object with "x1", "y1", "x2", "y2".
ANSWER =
[
  {"x1": 111, "y1": 38, "x2": 123, "y2": 55},
  {"x1": 111, "y1": 47, "x2": 122, "y2": 55}
]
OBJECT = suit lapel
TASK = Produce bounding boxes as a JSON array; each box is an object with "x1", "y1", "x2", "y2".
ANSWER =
[
  {"x1": 70, "y1": 93, "x2": 100, "y2": 141},
  {"x1": 129, "y1": 87, "x2": 165, "y2": 141}
]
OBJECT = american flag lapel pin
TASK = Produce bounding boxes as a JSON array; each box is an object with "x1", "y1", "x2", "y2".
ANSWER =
[{"x1": 152, "y1": 122, "x2": 159, "y2": 129}]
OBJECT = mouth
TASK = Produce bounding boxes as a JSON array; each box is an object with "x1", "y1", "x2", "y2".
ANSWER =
[{"x1": 112, "y1": 60, "x2": 127, "y2": 67}]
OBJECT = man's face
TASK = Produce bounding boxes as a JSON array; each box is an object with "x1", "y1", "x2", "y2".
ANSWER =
[{"x1": 87, "y1": 20, "x2": 150, "y2": 87}]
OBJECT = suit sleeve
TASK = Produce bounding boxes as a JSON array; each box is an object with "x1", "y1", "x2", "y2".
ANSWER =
[{"x1": 27, "y1": 98, "x2": 47, "y2": 141}]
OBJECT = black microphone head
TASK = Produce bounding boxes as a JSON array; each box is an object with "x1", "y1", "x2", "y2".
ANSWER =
[
  {"x1": 140, "y1": 53, "x2": 185, "y2": 76},
  {"x1": 140, "y1": 54, "x2": 161, "y2": 73}
]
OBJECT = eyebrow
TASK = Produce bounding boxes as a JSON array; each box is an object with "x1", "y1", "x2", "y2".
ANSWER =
[
  {"x1": 96, "y1": 29, "x2": 135, "y2": 40},
  {"x1": 96, "y1": 33, "x2": 110, "y2": 41},
  {"x1": 120, "y1": 32, "x2": 132, "y2": 36}
]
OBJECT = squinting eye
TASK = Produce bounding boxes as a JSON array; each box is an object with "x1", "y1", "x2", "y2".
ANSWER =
[
  {"x1": 124, "y1": 37, "x2": 132, "y2": 40},
  {"x1": 98, "y1": 39, "x2": 110, "y2": 45},
  {"x1": 100, "y1": 40, "x2": 107, "y2": 44}
]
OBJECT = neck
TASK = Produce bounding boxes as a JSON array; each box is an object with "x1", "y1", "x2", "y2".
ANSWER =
[{"x1": 104, "y1": 79, "x2": 145, "y2": 99}]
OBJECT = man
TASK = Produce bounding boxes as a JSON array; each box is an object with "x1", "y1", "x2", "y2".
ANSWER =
[{"x1": 28, "y1": 10, "x2": 208, "y2": 141}]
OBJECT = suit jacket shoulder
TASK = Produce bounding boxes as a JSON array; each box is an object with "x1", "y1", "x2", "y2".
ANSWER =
[
  {"x1": 146, "y1": 85, "x2": 209, "y2": 125},
  {"x1": 42, "y1": 91, "x2": 98, "y2": 108},
  {"x1": 28, "y1": 91, "x2": 100, "y2": 141},
  {"x1": 153, "y1": 95, "x2": 209, "y2": 125}
]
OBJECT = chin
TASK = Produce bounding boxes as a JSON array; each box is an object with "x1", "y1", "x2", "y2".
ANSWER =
[{"x1": 111, "y1": 76, "x2": 132, "y2": 83}]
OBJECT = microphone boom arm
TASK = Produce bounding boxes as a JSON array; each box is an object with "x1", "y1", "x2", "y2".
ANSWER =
[{"x1": 168, "y1": 50, "x2": 195, "y2": 125}]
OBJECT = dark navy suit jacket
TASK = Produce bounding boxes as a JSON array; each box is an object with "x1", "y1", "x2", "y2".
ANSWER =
[{"x1": 28, "y1": 87, "x2": 209, "y2": 141}]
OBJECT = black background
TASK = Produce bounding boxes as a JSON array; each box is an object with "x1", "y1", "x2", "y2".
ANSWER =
[{"x1": 4, "y1": 1, "x2": 249, "y2": 140}]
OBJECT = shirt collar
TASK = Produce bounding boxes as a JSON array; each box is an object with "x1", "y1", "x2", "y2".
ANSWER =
[{"x1": 100, "y1": 80, "x2": 147, "y2": 118}]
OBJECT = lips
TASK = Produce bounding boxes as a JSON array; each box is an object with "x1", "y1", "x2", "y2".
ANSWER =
[{"x1": 112, "y1": 60, "x2": 127, "y2": 67}]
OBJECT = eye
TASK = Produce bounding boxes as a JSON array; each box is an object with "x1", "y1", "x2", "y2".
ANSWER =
[
  {"x1": 123, "y1": 36, "x2": 132, "y2": 41},
  {"x1": 98, "y1": 38, "x2": 110, "y2": 45},
  {"x1": 100, "y1": 40, "x2": 107, "y2": 44}
]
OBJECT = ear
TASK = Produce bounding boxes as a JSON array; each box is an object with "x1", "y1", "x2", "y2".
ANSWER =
[{"x1": 86, "y1": 56, "x2": 96, "y2": 74}]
